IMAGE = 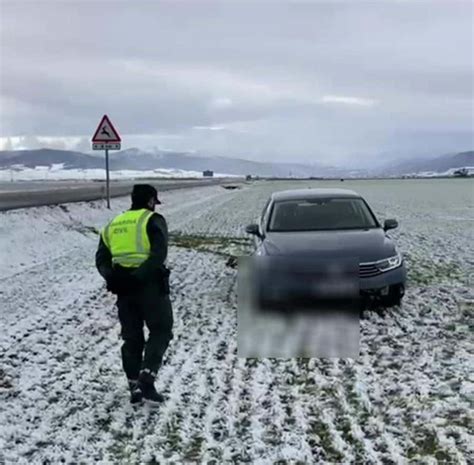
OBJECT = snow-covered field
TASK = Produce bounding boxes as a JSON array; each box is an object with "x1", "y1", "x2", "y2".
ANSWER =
[
  {"x1": 0, "y1": 164, "x2": 233, "y2": 181},
  {"x1": 0, "y1": 179, "x2": 472, "y2": 463}
]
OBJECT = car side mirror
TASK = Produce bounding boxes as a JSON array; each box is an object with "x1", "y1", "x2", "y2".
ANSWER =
[
  {"x1": 384, "y1": 219, "x2": 398, "y2": 231},
  {"x1": 245, "y1": 223, "x2": 262, "y2": 237}
]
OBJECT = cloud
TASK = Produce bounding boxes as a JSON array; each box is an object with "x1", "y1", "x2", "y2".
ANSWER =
[
  {"x1": 71, "y1": 137, "x2": 93, "y2": 153},
  {"x1": 211, "y1": 98, "x2": 233, "y2": 109},
  {"x1": 0, "y1": 135, "x2": 92, "y2": 152},
  {"x1": 193, "y1": 126, "x2": 226, "y2": 131},
  {"x1": 321, "y1": 95, "x2": 377, "y2": 107}
]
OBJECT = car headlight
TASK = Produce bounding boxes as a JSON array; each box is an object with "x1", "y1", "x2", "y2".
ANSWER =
[{"x1": 376, "y1": 253, "x2": 402, "y2": 272}]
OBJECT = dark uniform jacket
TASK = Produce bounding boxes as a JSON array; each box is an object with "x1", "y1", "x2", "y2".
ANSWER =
[{"x1": 95, "y1": 209, "x2": 169, "y2": 294}]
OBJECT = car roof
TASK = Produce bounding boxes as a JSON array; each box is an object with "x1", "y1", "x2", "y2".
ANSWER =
[{"x1": 271, "y1": 188, "x2": 361, "y2": 201}]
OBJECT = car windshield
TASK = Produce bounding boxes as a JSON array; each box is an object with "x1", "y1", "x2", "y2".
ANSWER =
[{"x1": 268, "y1": 197, "x2": 378, "y2": 232}]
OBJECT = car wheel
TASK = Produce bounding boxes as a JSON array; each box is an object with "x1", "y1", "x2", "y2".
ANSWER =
[{"x1": 383, "y1": 285, "x2": 404, "y2": 307}]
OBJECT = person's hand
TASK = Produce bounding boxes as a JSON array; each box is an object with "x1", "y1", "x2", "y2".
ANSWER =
[{"x1": 106, "y1": 274, "x2": 121, "y2": 294}]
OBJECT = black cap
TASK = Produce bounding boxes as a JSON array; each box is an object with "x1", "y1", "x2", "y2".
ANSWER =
[{"x1": 131, "y1": 184, "x2": 161, "y2": 206}]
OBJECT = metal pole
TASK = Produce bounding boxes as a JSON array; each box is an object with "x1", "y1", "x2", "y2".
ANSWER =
[{"x1": 105, "y1": 147, "x2": 110, "y2": 209}]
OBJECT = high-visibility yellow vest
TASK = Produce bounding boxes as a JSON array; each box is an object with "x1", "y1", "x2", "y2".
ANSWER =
[{"x1": 101, "y1": 209, "x2": 155, "y2": 268}]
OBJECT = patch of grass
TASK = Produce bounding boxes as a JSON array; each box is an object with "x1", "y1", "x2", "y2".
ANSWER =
[
  {"x1": 202, "y1": 447, "x2": 223, "y2": 463},
  {"x1": 107, "y1": 429, "x2": 135, "y2": 463},
  {"x1": 320, "y1": 386, "x2": 340, "y2": 410},
  {"x1": 164, "y1": 416, "x2": 183, "y2": 455},
  {"x1": 406, "y1": 429, "x2": 454, "y2": 462},
  {"x1": 343, "y1": 383, "x2": 372, "y2": 427},
  {"x1": 444, "y1": 409, "x2": 473, "y2": 429},
  {"x1": 83, "y1": 225, "x2": 100, "y2": 235},
  {"x1": 71, "y1": 224, "x2": 100, "y2": 236},
  {"x1": 170, "y1": 233, "x2": 251, "y2": 247},
  {"x1": 0, "y1": 369, "x2": 13, "y2": 389},
  {"x1": 335, "y1": 415, "x2": 365, "y2": 461},
  {"x1": 244, "y1": 357, "x2": 259, "y2": 368},
  {"x1": 95, "y1": 415, "x2": 112, "y2": 433},
  {"x1": 183, "y1": 435, "x2": 205, "y2": 462},
  {"x1": 407, "y1": 258, "x2": 464, "y2": 286},
  {"x1": 449, "y1": 415, "x2": 472, "y2": 429},
  {"x1": 308, "y1": 418, "x2": 345, "y2": 463}
]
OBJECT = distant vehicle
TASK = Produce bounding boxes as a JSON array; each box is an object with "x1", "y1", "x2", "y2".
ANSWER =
[
  {"x1": 203, "y1": 170, "x2": 214, "y2": 177},
  {"x1": 245, "y1": 188, "x2": 406, "y2": 309}
]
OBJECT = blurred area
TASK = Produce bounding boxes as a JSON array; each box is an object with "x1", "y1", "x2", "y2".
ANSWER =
[{"x1": 238, "y1": 256, "x2": 360, "y2": 358}]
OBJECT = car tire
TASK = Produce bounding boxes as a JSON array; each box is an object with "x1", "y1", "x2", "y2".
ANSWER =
[{"x1": 383, "y1": 285, "x2": 404, "y2": 308}]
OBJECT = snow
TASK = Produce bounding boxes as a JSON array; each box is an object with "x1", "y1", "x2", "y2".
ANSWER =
[
  {"x1": 0, "y1": 179, "x2": 472, "y2": 463},
  {"x1": 0, "y1": 166, "x2": 235, "y2": 181},
  {"x1": 408, "y1": 166, "x2": 474, "y2": 178}
]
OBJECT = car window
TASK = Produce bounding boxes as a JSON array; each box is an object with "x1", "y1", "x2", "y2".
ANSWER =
[{"x1": 268, "y1": 197, "x2": 378, "y2": 231}]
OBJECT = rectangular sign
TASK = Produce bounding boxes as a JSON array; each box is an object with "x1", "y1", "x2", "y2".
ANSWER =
[{"x1": 93, "y1": 142, "x2": 121, "y2": 150}]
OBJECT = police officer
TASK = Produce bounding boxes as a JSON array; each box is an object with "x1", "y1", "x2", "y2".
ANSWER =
[{"x1": 95, "y1": 184, "x2": 173, "y2": 404}]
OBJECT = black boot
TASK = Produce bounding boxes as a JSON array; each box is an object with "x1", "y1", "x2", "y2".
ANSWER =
[
  {"x1": 128, "y1": 379, "x2": 143, "y2": 404},
  {"x1": 138, "y1": 370, "x2": 165, "y2": 404}
]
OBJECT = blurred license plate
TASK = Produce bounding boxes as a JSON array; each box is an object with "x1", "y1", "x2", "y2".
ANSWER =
[{"x1": 312, "y1": 276, "x2": 357, "y2": 298}]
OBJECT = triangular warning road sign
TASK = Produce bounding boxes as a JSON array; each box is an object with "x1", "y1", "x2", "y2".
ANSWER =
[{"x1": 92, "y1": 115, "x2": 121, "y2": 142}]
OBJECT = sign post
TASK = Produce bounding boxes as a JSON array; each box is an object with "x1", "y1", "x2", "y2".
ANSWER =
[
  {"x1": 91, "y1": 115, "x2": 122, "y2": 209},
  {"x1": 105, "y1": 147, "x2": 110, "y2": 208}
]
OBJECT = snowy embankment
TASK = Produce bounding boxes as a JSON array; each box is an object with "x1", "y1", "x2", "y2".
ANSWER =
[
  {"x1": 410, "y1": 167, "x2": 474, "y2": 178},
  {"x1": 0, "y1": 179, "x2": 472, "y2": 463},
  {"x1": 0, "y1": 164, "x2": 235, "y2": 181}
]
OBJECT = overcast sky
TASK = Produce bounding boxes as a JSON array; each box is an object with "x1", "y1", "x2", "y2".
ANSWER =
[{"x1": 0, "y1": 0, "x2": 472, "y2": 166}]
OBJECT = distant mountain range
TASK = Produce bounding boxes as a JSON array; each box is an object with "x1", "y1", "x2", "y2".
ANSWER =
[
  {"x1": 375, "y1": 151, "x2": 474, "y2": 176},
  {"x1": 0, "y1": 147, "x2": 472, "y2": 177},
  {"x1": 0, "y1": 148, "x2": 346, "y2": 177}
]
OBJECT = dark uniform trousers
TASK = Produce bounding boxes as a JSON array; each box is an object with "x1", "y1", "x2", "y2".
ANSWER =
[{"x1": 117, "y1": 283, "x2": 173, "y2": 380}]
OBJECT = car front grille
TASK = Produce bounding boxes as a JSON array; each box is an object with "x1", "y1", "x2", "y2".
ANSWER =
[{"x1": 359, "y1": 262, "x2": 382, "y2": 278}]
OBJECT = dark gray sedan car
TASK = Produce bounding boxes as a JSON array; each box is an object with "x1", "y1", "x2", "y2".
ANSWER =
[{"x1": 245, "y1": 188, "x2": 406, "y2": 309}]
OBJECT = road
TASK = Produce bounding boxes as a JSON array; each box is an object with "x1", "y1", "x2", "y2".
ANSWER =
[{"x1": 0, "y1": 178, "x2": 238, "y2": 211}]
